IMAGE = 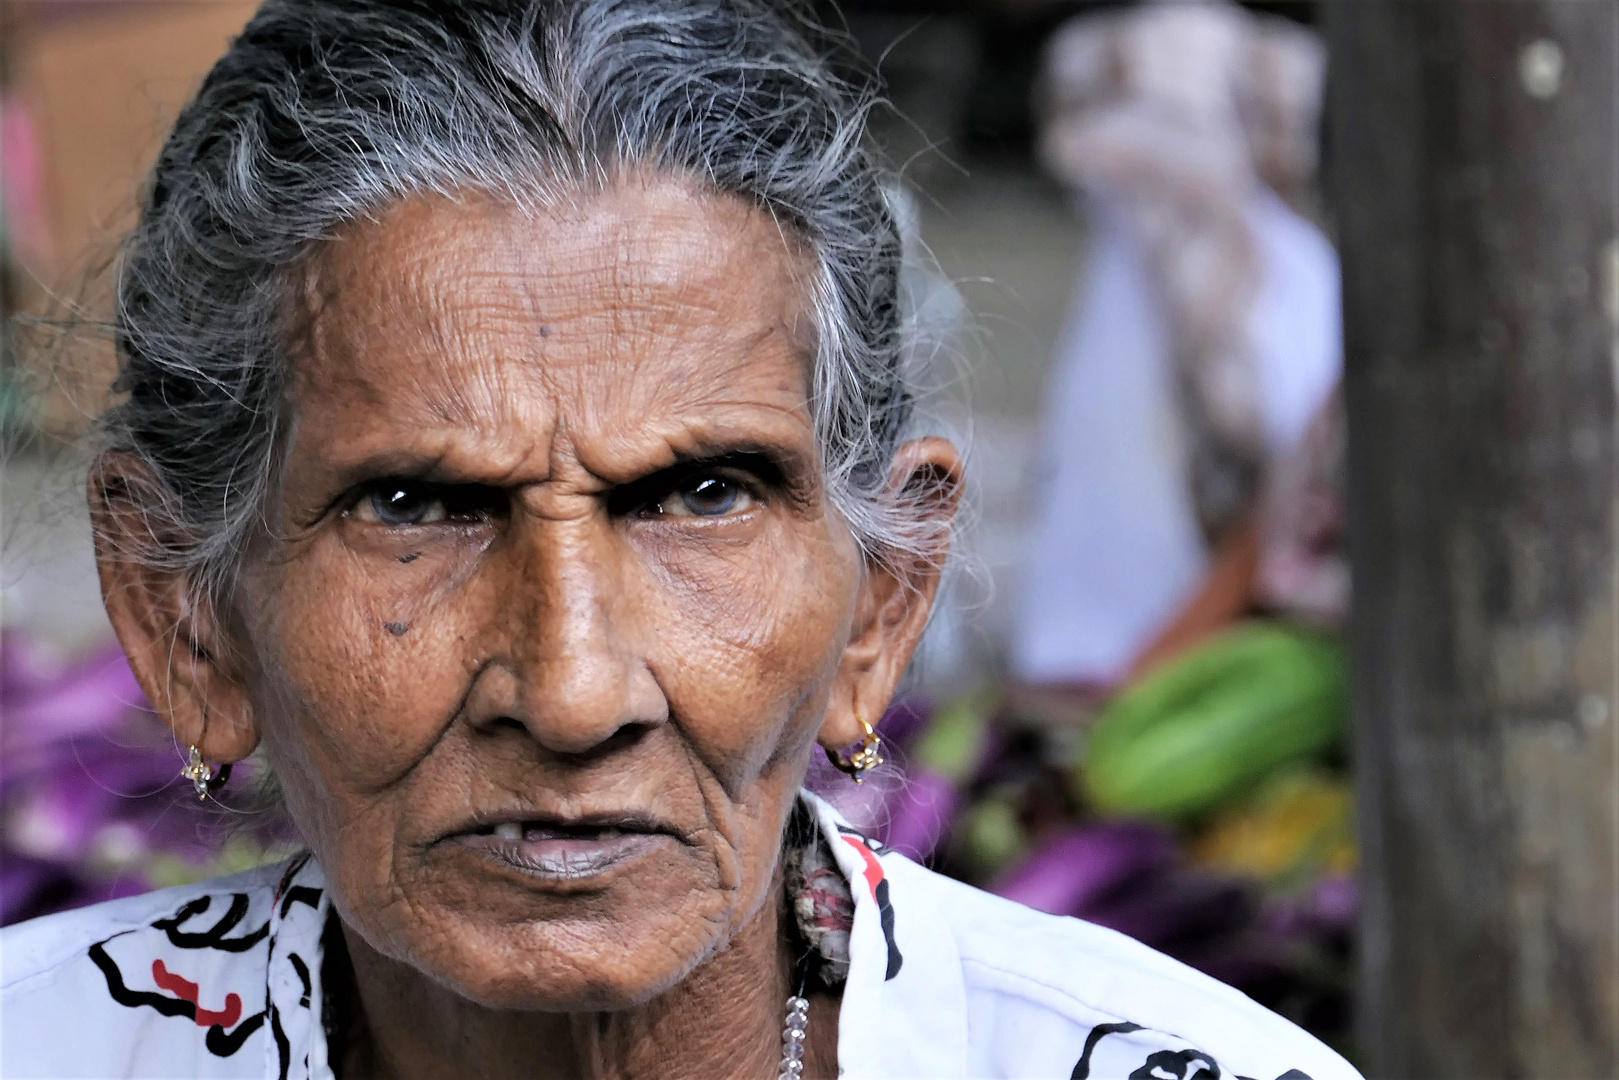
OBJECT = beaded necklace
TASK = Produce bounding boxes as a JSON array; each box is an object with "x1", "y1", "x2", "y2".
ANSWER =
[
  {"x1": 777, "y1": 805, "x2": 856, "y2": 1080},
  {"x1": 776, "y1": 979, "x2": 810, "y2": 1080}
]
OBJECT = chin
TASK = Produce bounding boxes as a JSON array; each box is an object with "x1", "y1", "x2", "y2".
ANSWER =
[
  {"x1": 347, "y1": 845, "x2": 740, "y2": 1012},
  {"x1": 416, "y1": 914, "x2": 723, "y2": 1012}
]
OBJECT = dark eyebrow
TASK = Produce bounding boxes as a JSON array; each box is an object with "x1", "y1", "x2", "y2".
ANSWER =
[
  {"x1": 680, "y1": 449, "x2": 787, "y2": 484},
  {"x1": 667, "y1": 444, "x2": 796, "y2": 478},
  {"x1": 326, "y1": 449, "x2": 465, "y2": 490}
]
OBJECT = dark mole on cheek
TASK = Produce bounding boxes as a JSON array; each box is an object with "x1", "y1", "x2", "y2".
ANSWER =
[
  {"x1": 539, "y1": 325, "x2": 552, "y2": 337},
  {"x1": 399, "y1": 552, "x2": 419, "y2": 564},
  {"x1": 384, "y1": 622, "x2": 409, "y2": 636}
]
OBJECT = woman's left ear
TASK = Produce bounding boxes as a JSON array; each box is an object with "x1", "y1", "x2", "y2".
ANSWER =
[{"x1": 820, "y1": 436, "x2": 963, "y2": 751}]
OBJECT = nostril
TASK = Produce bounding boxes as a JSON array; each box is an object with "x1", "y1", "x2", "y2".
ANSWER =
[
  {"x1": 587, "y1": 721, "x2": 653, "y2": 758},
  {"x1": 480, "y1": 715, "x2": 533, "y2": 738},
  {"x1": 471, "y1": 713, "x2": 655, "y2": 761},
  {"x1": 544, "y1": 720, "x2": 655, "y2": 762}
]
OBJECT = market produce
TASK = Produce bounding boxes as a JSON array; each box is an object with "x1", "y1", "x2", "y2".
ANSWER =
[
  {"x1": 1080, "y1": 622, "x2": 1347, "y2": 821},
  {"x1": 876, "y1": 692, "x2": 996, "y2": 861},
  {"x1": 0, "y1": 633, "x2": 285, "y2": 925},
  {"x1": 988, "y1": 820, "x2": 1174, "y2": 916},
  {"x1": 1188, "y1": 767, "x2": 1356, "y2": 888},
  {"x1": 879, "y1": 766, "x2": 958, "y2": 861},
  {"x1": 1079, "y1": 866, "x2": 1253, "y2": 949},
  {"x1": 824, "y1": 646, "x2": 1356, "y2": 1054},
  {"x1": 954, "y1": 791, "x2": 1026, "y2": 875}
]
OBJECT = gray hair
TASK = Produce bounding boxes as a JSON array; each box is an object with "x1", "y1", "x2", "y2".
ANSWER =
[{"x1": 101, "y1": 0, "x2": 939, "y2": 608}]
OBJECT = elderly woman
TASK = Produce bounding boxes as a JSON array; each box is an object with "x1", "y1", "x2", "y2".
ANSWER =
[{"x1": 2, "y1": 2, "x2": 1358, "y2": 1078}]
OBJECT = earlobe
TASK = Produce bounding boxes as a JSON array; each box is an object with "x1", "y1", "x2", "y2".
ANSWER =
[
  {"x1": 822, "y1": 711, "x2": 884, "y2": 782},
  {"x1": 88, "y1": 453, "x2": 261, "y2": 764},
  {"x1": 818, "y1": 435, "x2": 964, "y2": 754}
]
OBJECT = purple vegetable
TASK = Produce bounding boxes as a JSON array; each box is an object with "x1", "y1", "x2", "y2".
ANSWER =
[
  {"x1": 1173, "y1": 935, "x2": 1298, "y2": 992},
  {"x1": 2, "y1": 647, "x2": 147, "y2": 760},
  {"x1": 1259, "y1": 874, "x2": 1358, "y2": 941},
  {"x1": 0, "y1": 854, "x2": 65, "y2": 924},
  {"x1": 804, "y1": 751, "x2": 894, "y2": 831},
  {"x1": 0, "y1": 633, "x2": 65, "y2": 700},
  {"x1": 1079, "y1": 868, "x2": 1254, "y2": 950},
  {"x1": 1309, "y1": 873, "x2": 1357, "y2": 931},
  {"x1": 988, "y1": 821, "x2": 1175, "y2": 917},
  {"x1": 878, "y1": 767, "x2": 957, "y2": 862},
  {"x1": 875, "y1": 695, "x2": 933, "y2": 754},
  {"x1": 0, "y1": 632, "x2": 251, "y2": 926}
]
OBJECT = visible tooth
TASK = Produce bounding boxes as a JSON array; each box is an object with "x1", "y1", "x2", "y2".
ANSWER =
[{"x1": 494, "y1": 822, "x2": 523, "y2": 841}]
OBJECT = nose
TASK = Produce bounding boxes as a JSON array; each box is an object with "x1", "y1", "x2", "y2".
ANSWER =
[{"x1": 463, "y1": 515, "x2": 666, "y2": 756}]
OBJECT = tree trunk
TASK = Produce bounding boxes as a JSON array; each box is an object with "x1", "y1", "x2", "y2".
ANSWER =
[{"x1": 1328, "y1": 2, "x2": 1619, "y2": 1075}]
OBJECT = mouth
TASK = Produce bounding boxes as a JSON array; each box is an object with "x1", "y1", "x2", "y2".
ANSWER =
[{"x1": 444, "y1": 813, "x2": 679, "y2": 881}]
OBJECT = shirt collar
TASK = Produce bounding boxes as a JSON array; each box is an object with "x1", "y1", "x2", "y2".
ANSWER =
[
  {"x1": 803, "y1": 790, "x2": 969, "y2": 1079},
  {"x1": 263, "y1": 853, "x2": 332, "y2": 1080}
]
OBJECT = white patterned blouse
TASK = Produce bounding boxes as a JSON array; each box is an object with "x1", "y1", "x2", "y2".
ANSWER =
[{"x1": 1, "y1": 793, "x2": 1360, "y2": 1080}]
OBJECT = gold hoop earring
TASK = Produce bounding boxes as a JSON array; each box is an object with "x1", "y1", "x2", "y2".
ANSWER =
[
  {"x1": 181, "y1": 745, "x2": 232, "y2": 800},
  {"x1": 825, "y1": 714, "x2": 883, "y2": 783}
]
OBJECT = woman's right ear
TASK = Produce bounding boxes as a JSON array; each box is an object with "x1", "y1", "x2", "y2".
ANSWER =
[{"x1": 88, "y1": 452, "x2": 260, "y2": 763}]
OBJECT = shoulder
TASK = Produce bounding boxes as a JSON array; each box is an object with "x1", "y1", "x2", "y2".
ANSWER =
[
  {"x1": 2, "y1": 859, "x2": 290, "y2": 991},
  {"x1": 888, "y1": 857, "x2": 1362, "y2": 1080},
  {"x1": 1, "y1": 859, "x2": 303, "y2": 1079}
]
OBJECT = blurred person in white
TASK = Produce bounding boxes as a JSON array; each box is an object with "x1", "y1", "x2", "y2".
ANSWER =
[{"x1": 1012, "y1": 0, "x2": 1344, "y2": 689}]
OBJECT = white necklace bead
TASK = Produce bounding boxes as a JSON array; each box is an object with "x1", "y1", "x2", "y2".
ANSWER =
[{"x1": 777, "y1": 994, "x2": 810, "y2": 1080}]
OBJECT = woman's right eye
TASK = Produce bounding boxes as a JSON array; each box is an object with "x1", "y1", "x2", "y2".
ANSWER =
[
  {"x1": 348, "y1": 481, "x2": 504, "y2": 526},
  {"x1": 353, "y1": 483, "x2": 447, "y2": 526}
]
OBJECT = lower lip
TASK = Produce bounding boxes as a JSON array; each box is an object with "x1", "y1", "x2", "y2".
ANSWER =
[{"x1": 450, "y1": 830, "x2": 671, "y2": 880}]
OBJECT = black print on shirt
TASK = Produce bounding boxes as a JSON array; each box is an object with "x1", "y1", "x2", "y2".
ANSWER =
[
  {"x1": 835, "y1": 825, "x2": 904, "y2": 980},
  {"x1": 271, "y1": 1000, "x2": 293, "y2": 1080},
  {"x1": 83, "y1": 860, "x2": 324, "y2": 1073},
  {"x1": 280, "y1": 884, "x2": 323, "y2": 919},
  {"x1": 289, "y1": 951, "x2": 313, "y2": 1007},
  {"x1": 1071, "y1": 1022, "x2": 1316, "y2": 1080},
  {"x1": 153, "y1": 893, "x2": 270, "y2": 952},
  {"x1": 1072, "y1": 1022, "x2": 1145, "y2": 1079},
  {"x1": 1130, "y1": 1048, "x2": 1221, "y2": 1079},
  {"x1": 89, "y1": 929, "x2": 267, "y2": 1059}
]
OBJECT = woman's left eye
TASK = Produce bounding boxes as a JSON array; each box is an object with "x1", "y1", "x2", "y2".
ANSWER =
[{"x1": 658, "y1": 474, "x2": 754, "y2": 518}]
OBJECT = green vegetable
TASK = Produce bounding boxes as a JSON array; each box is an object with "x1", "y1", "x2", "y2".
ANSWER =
[
  {"x1": 1080, "y1": 622, "x2": 1347, "y2": 821},
  {"x1": 914, "y1": 690, "x2": 993, "y2": 782},
  {"x1": 957, "y1": 793, "x2": 1026, "y2": 878}
]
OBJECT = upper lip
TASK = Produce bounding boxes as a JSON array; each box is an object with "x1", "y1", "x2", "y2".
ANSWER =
[{"x1": 437, "y1": 809, "x2": 683, "y2": 843}]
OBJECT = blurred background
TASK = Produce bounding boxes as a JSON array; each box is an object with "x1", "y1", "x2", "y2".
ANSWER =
[{"x1": 2, "y1": 1, "x2": 1615, "y2": 1074}]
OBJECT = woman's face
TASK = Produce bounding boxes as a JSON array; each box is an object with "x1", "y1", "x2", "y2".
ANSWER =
[{"x1": 230, "y1": 180, "x2": 884, "y2": 1009}]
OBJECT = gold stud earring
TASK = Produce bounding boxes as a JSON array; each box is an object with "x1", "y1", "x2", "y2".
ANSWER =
[
  {"x1": 825, "y1": 714, "x2": 883, "y2": 783},
  {"x1": 181, "y1": 745, "x2": 232, "y2": 800}
]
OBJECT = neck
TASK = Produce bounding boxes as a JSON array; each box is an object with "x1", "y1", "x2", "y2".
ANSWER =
[{"x1": 332, "y1": 884, "x2": 825, "y2": 1080}]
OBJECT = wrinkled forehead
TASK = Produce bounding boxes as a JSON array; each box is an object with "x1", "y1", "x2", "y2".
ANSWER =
[{"x1": 282, "y1": 178, "x2": 820, "y2": 468}]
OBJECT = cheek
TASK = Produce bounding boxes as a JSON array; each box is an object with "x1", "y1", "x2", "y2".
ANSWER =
[
  {"x1": 639, "y1": 519, "x2": 859, "y2": 784},
  {"x1": 247, "y1": 537, "x2": 484, "y2": 801}
]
